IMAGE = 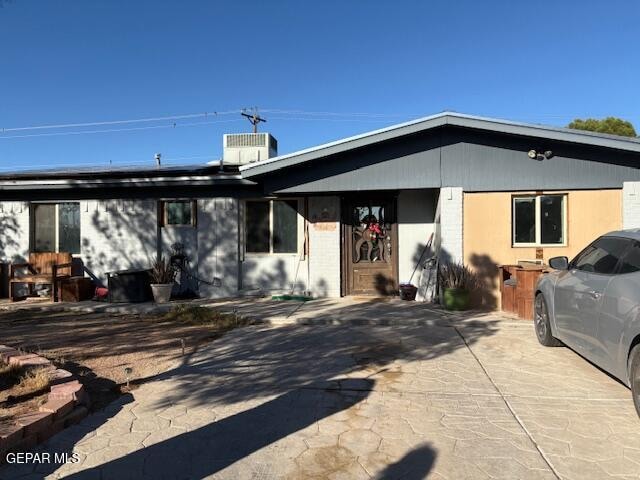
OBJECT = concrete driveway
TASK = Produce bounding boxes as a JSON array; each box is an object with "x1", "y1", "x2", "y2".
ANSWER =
[{"x1": 2, "y1": 299, "x2": 639, "y2": 479}]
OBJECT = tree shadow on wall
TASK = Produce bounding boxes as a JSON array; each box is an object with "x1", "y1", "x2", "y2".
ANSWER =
[
  {"x1": 241, "y1": 256, "x2": 307, "y2": 294},
  {"x1": 0, "y1": 210, "x2": 23, "y2": 262}
]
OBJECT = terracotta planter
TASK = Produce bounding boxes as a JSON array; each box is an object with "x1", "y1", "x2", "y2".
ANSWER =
[
  {"x1": 443, "y1": 287, "x2": 470, "y2": 311},
  {"x1": 150, "y1": 283, "x2": 173, "y2": 304}
]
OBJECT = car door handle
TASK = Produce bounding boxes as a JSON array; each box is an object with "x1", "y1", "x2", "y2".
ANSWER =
[{"x1": 589, "y1": 290, "x2": 602, "y2": 299}]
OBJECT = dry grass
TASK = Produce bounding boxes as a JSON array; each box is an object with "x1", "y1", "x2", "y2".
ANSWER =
[
  {"x1": 0, "y1": 305, "x2": 251, "y2": 411},
  {"x1": 0, "y1": 362, "x2": 51, "y2": 424},
  {"x1": 0, "y1": 361, "x2": 23, "y2": 383},
  {"x1": 16, "y1": 368, "x2": 50, "y2": 396},
  {"x1": 162, "y1": 304, "x2": 249, "y2": 329}
]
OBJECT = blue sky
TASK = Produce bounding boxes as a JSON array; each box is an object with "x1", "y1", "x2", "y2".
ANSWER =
[{"x1": 1, "y1": 0, "x2": 639, "y2": 171}]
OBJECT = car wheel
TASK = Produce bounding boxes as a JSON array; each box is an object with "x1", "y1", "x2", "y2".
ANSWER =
[
  {"x1": 629, "y1": 345, "x2": 640, "y2": 418},
  {"x1": 534, "y1": 293, "x2": 562, "y2": 347}
]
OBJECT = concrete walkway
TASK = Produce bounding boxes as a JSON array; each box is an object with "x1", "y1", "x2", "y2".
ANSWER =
[{"x1": 1, "y1": 299, "x2": 639, "y2": 479}]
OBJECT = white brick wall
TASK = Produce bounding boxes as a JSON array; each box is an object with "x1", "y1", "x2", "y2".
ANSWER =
[
  {"x1": 623, "y1": 182, "x2": 640, "y2": 229},
  {"x1": 198, "y1": 198, "x2": 240, "y2": 298},
  {"x1": 0, "y1": 201, "x2": 30, "y2": 263},
  {"x1": 0, "y1": 198, "x2": 242, "y2": 299},
  {"x1": 80, "y1": 200, "x2": 158, "y2": 285},
  {"x1": 437, "y1": 187, "x2": 464, "y2": 263},
  {"x1": 308, "y1": 196, "x2": 341, "y2": 297}
]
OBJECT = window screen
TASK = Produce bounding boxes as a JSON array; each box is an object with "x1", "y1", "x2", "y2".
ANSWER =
[
  {"x1": 514, "y1": 197, "x2": 536, "y2": 244},
  {"x1": 273, "y1": 200, "x2": 298, "y2": 253},
  {"x1": 58, "y1": 203, "x2": 81, "y2": 254},
  {"x1": 540, "y1": 195, "x2": 564, "y2": 244},
  {"x1": 166, "y1": 201, "x2": 193, "y2": 226},
  {"x1": 32, "y1": 203, "x2": 81, "y2": 253},
  {"x1": 246, "y1": 202, "x2": 270, "y2": 253},
  {"x1": 33, "y1": 204, "x2": 56, "y2": 252}
]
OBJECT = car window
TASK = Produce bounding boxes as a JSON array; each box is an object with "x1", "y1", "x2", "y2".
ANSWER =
[
  {"x1": 619, "y1": 241, "x2": 640, "y2": 274},
  {"x1": 572, "y1": 237, "x2": 631, "y2": 274}
]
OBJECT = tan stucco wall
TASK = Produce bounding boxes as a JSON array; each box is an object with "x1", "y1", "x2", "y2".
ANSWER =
[{"x1": 463, "y1": 189, "x2": 622, "y2": 309}]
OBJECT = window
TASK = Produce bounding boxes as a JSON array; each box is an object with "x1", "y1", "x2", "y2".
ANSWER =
[
  {"x1": 571, "y1": 237, "x2": 631, "y2": 274},
  {"x1": 162, "y1": 200, "x2": 196, "y2": 226},
  {"x1": 619, "y1": 241, "x2": 640, "y2": 274},
  {"x1": 512, "y1": 194, "x2": 566, "y2": 246},
  {"x1": 32, "y1": 203, "x2": 80, "y2": 254},
  {"x1": 245, "y1": 200, "x2": 298, "y2": 254}
]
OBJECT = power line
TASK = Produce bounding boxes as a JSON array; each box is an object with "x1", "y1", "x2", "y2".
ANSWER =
[
  {"x1": 268, "y1": 116, "x2": 398, "y2": 123},
  {"x1": 0, "y1": 110, "x2": 243, "y2": 133},
  {"x1": 0, "y1": 108, "x2": 422, "y2": 135},
  {"x1": 0, "y1": 119, "x2": 244, "y2": 139},
  {"x1": 2, "y1": 108, "x2": 638, "y2": 135},
  {"x1": 261, "y1": 109, "x2": 410, "y2": 118}
]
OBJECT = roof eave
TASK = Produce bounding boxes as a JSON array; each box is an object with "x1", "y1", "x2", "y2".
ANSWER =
[{"x1": 240, "y1": 112, "x2": 640, "y2": 178}]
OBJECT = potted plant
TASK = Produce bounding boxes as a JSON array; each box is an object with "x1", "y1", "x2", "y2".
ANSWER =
[
  {"x1": 438, "y1": 261, "x2": 478, "y2": 311},
  {"x1": 149, "y1": 257, "x2": 177, "y2": 304}
]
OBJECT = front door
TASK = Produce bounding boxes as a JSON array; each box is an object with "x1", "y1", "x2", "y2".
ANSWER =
[{"x1": 342, "y1": 196, "x2": 398, "y2": 295}]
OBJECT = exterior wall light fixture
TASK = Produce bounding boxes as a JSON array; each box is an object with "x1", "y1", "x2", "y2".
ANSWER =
[{"x1": 527, "y1": 150, "x2": 554, "y2": 161}]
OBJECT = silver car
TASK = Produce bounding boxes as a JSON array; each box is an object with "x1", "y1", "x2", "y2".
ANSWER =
[{"x1": 535, "y1": 229, "x2": 640, "y2": 416}]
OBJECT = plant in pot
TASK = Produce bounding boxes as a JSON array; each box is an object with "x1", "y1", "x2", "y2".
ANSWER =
[
  {"x1": 438, "y1": 261, "x2": 478, "y2": 311},
  {"x1": 150, "y1": 257, "x2": 177, "y2": 304}
]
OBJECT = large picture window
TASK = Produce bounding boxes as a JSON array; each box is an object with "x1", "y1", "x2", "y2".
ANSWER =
[
  {"x1": 245, "y1": 200, "x2": 299, "y2": 254},
  {"x1": 32, "y1": 203, "x2": 81, "y2": 254},
  {"x1": 512, "y1": 194, "x2": 566, "y2": 246}
]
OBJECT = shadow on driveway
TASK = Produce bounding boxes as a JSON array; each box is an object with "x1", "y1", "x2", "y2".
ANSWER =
[{"x1": 11, "y1": 317, "x2": 498, "y2": 478}]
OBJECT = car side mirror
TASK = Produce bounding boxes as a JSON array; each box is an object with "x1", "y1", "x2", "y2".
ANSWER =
[{"x1": 548, "y1": 256, "x2": 569, "y2": 270}]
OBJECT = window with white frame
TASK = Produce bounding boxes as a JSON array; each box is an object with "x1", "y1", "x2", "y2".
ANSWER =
[
  {"x1": 513, "y1": 194, "x2": 566, "y2": 246},
  {"x1": 245, "y1": 200, "x2": 299, "y2": 254},
  {"x1": 31, "y1": 203, "x2": 81, "y2": 254}
]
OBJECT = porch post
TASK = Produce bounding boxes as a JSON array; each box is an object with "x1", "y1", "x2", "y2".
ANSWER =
[
  {"x1": 437, "y1": 187, "x2": 464, "y2": 264},
  {"x1": 623, "y1": 182, "x2": 640, "y2": 229}
]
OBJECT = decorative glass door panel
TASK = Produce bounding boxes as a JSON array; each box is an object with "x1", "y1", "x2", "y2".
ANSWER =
[{"x1": 343, "y1": 197, "x2": 398, "y2": 295}]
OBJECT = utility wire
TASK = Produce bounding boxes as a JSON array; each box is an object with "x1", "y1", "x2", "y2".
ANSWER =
[
  {"x1": 0, "y1": 108, "x2": 423, "y2": 135},
  {"x1": 1, "y1": 110, "x2": 243, "y2": 133},
  {"x1": 2, "y1": 107, "x2": 637, "y2": 135},
  {"x1": 0, "y1": 119, "x2": 243, "y2": 139}
]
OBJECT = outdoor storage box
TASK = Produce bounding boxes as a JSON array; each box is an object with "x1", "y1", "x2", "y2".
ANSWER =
[
  {"x1": 59, "y1": 276, "x2": 94, "y2": 302},
  {"x1": 107, "y1": 269, "x2": 152, "y2": 303}
]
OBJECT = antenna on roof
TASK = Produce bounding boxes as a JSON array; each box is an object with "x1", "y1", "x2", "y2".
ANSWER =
[
  {"x1": 241, "y1": 107, "x2": 267, "y2": 133},
  {"x1": 155, "y1": 153, "x2": 161, "y2": 168}
]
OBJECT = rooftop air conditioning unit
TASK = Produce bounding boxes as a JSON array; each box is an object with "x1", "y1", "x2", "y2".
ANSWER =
[{"x1": 222, "y1": 133, "x2": 278, "y2": 166}]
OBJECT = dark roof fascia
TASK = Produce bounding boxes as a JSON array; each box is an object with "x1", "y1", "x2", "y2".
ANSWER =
[
  {"x1": 0, "y1": 176, "x2": 255, "y2": 192},
  {"x1": 0, "y1": 164, "x2": 231, "y2": 182}
]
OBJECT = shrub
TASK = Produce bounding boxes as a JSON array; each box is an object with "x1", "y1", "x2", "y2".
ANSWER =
[
  {"x1": 150, "y1": 257, "x2": 177, "y2": 284},
  {"x1": 438, "y1": 262, "x2": 479, "y2": 291}
]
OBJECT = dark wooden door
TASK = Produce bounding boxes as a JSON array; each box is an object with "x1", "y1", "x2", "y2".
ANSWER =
[{"x1": 342, "y1": 196, "x2": 398, "y2": 295}]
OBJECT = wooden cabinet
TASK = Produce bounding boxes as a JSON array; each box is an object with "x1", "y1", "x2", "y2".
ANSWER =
[{"x1": 500, "y1": 265, "x2": 547, "y2": 320}]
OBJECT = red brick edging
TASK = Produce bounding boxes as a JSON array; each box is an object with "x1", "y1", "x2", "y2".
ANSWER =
[{"x1": 0, "y1": 345, "x2": 90, "y2": 461}]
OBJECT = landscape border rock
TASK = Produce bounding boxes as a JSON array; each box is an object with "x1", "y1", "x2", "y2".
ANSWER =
[{"x1": 0, "y1": 345, "x2": 90, "y2": 464}]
